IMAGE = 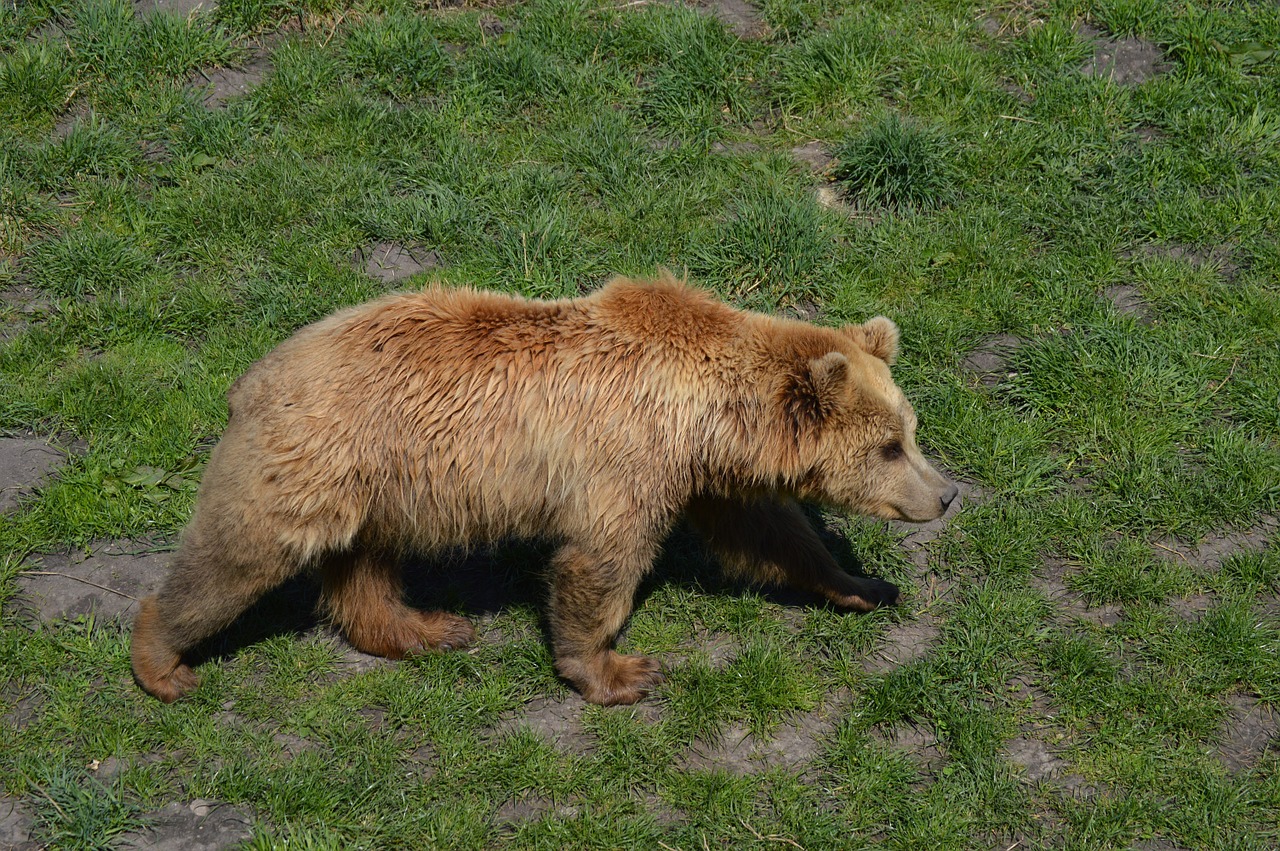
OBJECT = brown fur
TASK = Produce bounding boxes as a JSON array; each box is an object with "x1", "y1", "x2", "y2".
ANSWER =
[{"x1": 131, "y1": 274, "x2": 956, "y2": 706}]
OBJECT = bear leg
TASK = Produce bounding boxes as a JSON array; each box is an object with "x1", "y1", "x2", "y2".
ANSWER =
[
  {"x1": 321, "y1": 549, "x2": 475, "y2": 659},
  {"x1": 548, "y1": 543, "x2": 664, "y2": 706},
  {"x1": 687, "y1": 495, "x2": 901, "y2": 610},
  {"x1": 132, "y1": 530, "x2": 304, "y2": 702}
]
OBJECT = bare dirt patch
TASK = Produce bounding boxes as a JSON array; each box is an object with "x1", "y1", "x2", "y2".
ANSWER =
[
  {"x1": 790, "y1": 141, "x2": 832, "y2": 173},
  {"x1": 1006, "y1": 674, "x2": 1057, "y2": 718},
  {"x1": 1217, "y1": 693, "x2": 1278, "y2": 774},
  {"x1": 1, "y1": 284, "x2": 52, "y2": 343},
  {"x1": 0, "y1": 796, "x2": 36, "y2": 851},
  {"x1": 1167, "y1": 592, "x2": 1214, "y2": 622},
  {"x1": 876, "y1": 723, "x2": 947, "y2": 778},
  {"x1": 134, "y1": 0, "x2": 211, "y2": 16},
  {"x1": 1077, "y1": 24, "x2": 1171, "y2": 86},
  {"x1": 1154, "y1": 514, "x2": 1278, "y2": 573},
  {"x1": 689, "y1": 0, "x2": 766, "y2": 39},
  {"x1": 1102, "y1": 283, "x2": 1152, "y2": 322},
  {"x1": 710, "y1": 140, "x2": 761, "y2": 156},
  {"x1": 118, "y1": 800, "x2": 254, "y2": 850},
  {"x1": 492, "y1": 696, "x2": 596, "y2": 755},
  {"x1": 1005, "y1": 736, "x2": 1069, "y2": 783},
  {"x1": 814, "y1": 185, "x2": 864, "y2": 218},
  {"x1": 15, "y1": 540, "x2": 171, "y2": 624},
  {"x1": 1125, "y1": 242, "x2": 1240, "y2": 281},
  {"x1": 355, "y1": 242, "x2": 442, "y2": 284},
  {"x1": 190, "y1": 50, "x2": 273, "y2": 109},
  {"x1": 863, "y1": 618, "x2": 940, "y2": 674},
  {"x1": 682, "y1": 707, "x2": 837, "y2": 774},
  {"x1": 1031, "y1": 558, "x2": 1122, "y2": 626},
  {"x1": 333, "y1": 638, "x2": 395, "y2": 676},
  {"x1": 0, "y1": 433, "x2": 73, "y2": 514},
  {"x1": 962, "y1": 333, "x2": 1023, "y2": 387}
]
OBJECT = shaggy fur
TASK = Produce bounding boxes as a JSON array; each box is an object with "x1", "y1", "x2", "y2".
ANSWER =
[{"x1": 132, "y1": 274, "x2": 957, "y2": 706}]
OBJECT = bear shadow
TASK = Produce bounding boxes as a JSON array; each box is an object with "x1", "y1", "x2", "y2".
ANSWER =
[{"x1": 184, "y1": 509, "x2": 891, "y2": 667}]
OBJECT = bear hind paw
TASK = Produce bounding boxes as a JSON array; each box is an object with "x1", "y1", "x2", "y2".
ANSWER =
[{"x1": 345, "y1": 609, "x2": 476, "y2": 659}]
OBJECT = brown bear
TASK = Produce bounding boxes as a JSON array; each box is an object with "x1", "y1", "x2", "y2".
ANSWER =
[{"x1": 131, "y1": 273, "x2": 957, "y2": 706}]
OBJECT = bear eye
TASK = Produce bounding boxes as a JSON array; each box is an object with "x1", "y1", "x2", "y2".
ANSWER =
[{"x1": 881, "y1": 440, "x2": 904, "y2": 461}]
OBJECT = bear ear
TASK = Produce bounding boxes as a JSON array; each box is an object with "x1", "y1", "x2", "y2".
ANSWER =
[
  {"x1": 845, "y1": 316, "x2": 900, "y2": 365},
  {"x1": 783, "y1": 351, "x2": 849, "y2": 426},
  {"x1": 810, "y1": 351, "x2": 849, "y2": 402}
]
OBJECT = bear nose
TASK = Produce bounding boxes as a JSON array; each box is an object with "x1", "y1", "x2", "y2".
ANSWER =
[{"x1": 940, "y1": 482, "x2": 959, "y2": 511}]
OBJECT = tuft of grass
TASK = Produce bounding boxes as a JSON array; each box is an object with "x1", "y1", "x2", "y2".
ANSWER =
[
  {"x1": 0, "y1": 41, "x2": 76, "y2": 129},
  {"x1": 773, "y1": 12, "x2": 891, "y2": 116},
  {"x1": 689, "y1": 180, "x2": 831, "y2": 306},
  {"x1": 24, "y1": 761, "x2": 145, "y2": 851},
  {"x1": 342, "y1": 11, "x2": 452, "y2": 102},
  {"x1": 831, "y1": 112, "x2": 959, "y2": 212}
]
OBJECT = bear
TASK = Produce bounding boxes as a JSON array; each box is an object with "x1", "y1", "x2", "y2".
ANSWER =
[{"x1": 131, "y1": 273, "x2": 957, "y2": 706}]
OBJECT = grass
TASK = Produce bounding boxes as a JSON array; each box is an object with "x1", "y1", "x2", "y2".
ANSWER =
[{"x1": 1, "y1": 0, "x2": 1279, "y2": 847}]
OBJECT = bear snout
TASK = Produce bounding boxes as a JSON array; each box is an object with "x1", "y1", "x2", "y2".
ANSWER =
[{"x1": 940, "y1": 481, "x2": 959, "y2": 511}]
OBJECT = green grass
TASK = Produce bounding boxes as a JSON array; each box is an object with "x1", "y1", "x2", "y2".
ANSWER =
[{"x1": 2, "y1": 0, "x2": 1279, "y2": 847}]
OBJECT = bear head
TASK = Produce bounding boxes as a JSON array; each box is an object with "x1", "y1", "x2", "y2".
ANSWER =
[{"x1": 781, "y1": 316, "x2": 958, "y2": 523}]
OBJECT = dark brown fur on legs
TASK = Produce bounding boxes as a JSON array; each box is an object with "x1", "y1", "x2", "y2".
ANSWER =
[
  {"x1": 687, "y1": 495, "x2": 901, "y2": 611},
  {"x1": 548, "y1": 543, "x2": 664, "y2": 706},
  {"x1": 321, "y1": 548, "x2": 475, "y2": 658},
  {"x1": 130, "y1": 522, "x2": 305, "y2": 702}
]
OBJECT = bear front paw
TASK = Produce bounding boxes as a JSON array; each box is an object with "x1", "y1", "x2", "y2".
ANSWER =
[
  {"x1": 829, "y1": 577, "x2": 901, "y2": 611},
  {"x1": 570, "y1": 651, "x2": 665, "y2": 706}
]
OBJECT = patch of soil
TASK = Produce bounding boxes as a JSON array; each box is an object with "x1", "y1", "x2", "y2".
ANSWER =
[
  {"x1": 16, "y1": 539, "x2": 172, "y2": 624},
  {"x1": 690, "y1": 0, "x2": 766, "y2": 39},
  {"x1": 190, "y1": 50, "x2": 273, "y2": 109},
  {"x1": 682, "y1": 707, "x2": 836, "y2": 774},
  {"x1": 118, "y1": 800, "x2": 254, "y2": 850},
  {"x1": 1031, "y1": 558, "x2": 1123, "y2": 626},
  {"x1": 479, "y1": 15, "x2": 506, "y2": 39},
  {"x1": 1, "y1": 285, "x2": 52, "y2": 343},
  {"x1": 1005, "y1": 736, "x2": 1069, "y2": 783},
  {"x1": 863, "y1": 618, "x2": 940, "y2": 674},
  {"x1": 1135, "y1": 125, "x2": 1164, "y2": 143},
  {"x1": 271, "y1": 732, "x2": 317, "y2": 759},
  {"x1": 876, "y1": 723, "x2": 947, "y2": 777},
  {"x1": 998, "y1": 78, "x2": 1035, "y2": 104},
  {"x1": 0, "y1": 796, "x2": 36, "y2": 850},
  {"x1": 814, "y1": 185, "x2": 864, "y2": 218},
  {"x1": 1077, "y1": 24, "x2": 1171, "y2": 86},
  {"x1": 961, "y1": 333, "x2": 1023, "y2": 387},
  {"x1": 1167, "y1": 592, "x2": 1214, "y2": 622},
  {"x1": 1, "y1": 682, "x2": 44, "y2": 729},
  {"x1": 495, "y1": 793, "x2": 557, "y2": 823},
  {"x1": 1154, "y1": 515, "x2": 1278, "y2": 573},
  {"x1": 134, "y1": 0, "x2": 211, "y2": 15},
  {"x1": 786, "y1": 300, "x2": 822, "y2": 322},
  {"x1": 1217, "y1": 693, "x2": 1279, "y2": 774},
  {"x1": 710, "y1": 140, "x2": 761, "y2": 156},
  {"x1": 355, "y1": 242, "x2": 441, "y2": 284},
  {"x1": 790, "y1": 141, "x2": 832, "y2": 173},
  {"x1": 0, "y1": 433, "x2": 75, "y2": 514},
  {"x1": 1124, "y1": 242, "x2": 1240, "y2": 281},
  {"x1": 1102, "y1": 283, "x2": 1152, "y2": 322},
  {"x1": 333, "y1": 639, "x2": 394, "y2": 676},
  {"x1": 492, "y1": 696, "x2": 596, "y2": 755},
  {"x1": 1005, "y1": 674, "x2": 1058, "y2": 721}
]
